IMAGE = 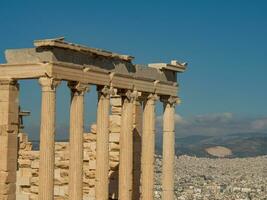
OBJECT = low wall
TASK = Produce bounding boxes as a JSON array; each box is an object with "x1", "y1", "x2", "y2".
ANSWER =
[{"x1": 16, "y1": 95, "x2": 122, "y2": 200}]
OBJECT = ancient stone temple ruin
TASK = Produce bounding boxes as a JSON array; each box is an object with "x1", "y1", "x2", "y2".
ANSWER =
[{"x1": 0, "y1": 38, "x2": 186, "y2": 200}]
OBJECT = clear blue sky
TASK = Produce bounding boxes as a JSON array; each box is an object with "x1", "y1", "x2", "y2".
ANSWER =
[{"x1": 0, "y1": 0, "x2": 266, "y2": 139}]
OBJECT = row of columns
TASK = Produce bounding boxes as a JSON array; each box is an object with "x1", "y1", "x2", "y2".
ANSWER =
[{"x1": 36, "y1": 77, "x2": 178, "y2": 200}]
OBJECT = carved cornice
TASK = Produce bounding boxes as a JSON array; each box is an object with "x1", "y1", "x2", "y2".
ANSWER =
[
  {"x1": 38, "y1": 77, "x2": 61, "y2": 92},
  {"x1": 34, "y1": 38, "x2": 134, "y2": 61}
]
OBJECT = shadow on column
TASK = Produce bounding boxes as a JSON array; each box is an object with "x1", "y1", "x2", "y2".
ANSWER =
[
  {"x1": 133, "y1": 126, "x2": 142, "y2": 199},
  {"x1": 109, "y1": 165, "x2": 119, "y2": 199}
]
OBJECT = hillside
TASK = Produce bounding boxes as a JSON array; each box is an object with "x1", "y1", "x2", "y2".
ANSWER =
[{"x1": 156, "y1": 132, "x2": 267, "y2": 158}]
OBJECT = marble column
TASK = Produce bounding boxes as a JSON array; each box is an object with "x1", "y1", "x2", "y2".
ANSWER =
[
  {"x1": 95, "y1": 86, "x2": 112, "y2": 200},
  {"x1": 118, "y1": 90, "x2": 136, "y2": 200},
  {"x1": 141, "y1": 94, "x2": 158, "y2": 200},
  {"x1": 132, "y1": 98, "x2": 143, "y2": 199},
  {"x1": 68, "y1": 82, "x2": 89, "y2": 200},
  {"x1": 38, "y1": 77, "x2": 60, "y2": 200},
  {"x1": 162, "y1": 96, "x2": 178, "y2": 200},
  {"x1": 0, "y1": 79, "x2": 19, "y2": 200}
]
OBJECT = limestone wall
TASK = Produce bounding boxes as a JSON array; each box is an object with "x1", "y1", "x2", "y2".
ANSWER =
[{"x1": 16, "y1": 95, "x2": 122, "y2": 200}]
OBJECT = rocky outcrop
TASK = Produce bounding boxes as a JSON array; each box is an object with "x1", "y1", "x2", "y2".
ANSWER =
[{"x1": 205, "y1": 146, "x2": 232, "y2": 158}]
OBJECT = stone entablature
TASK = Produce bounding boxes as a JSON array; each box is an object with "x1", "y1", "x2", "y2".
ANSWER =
[{"x1": 2, "y1": 38, "x2": 185, "y2": 97}]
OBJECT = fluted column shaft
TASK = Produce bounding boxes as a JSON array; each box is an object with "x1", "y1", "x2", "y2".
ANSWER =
[
  {"x1": 141, "y1": 94, "x2": 157, "y2": 200},
  {"x1": 38, "y1": 77, "x2": 60, "y2": 200},
  {"x1": 162, "y1": 96, "x2": 177, "y2": 200},
  {"x1": 118, "y1": 91, "x2": 136, "y2": 200},
  {"x1": 68, "y1": 82, "x2": 89, "y2": 200},
  {"x1": 132, "y1": 99, "x2": 143, "y2": 200},
  {"x1": 96, "y1": 86, "x2": 111, "y2": 200}
]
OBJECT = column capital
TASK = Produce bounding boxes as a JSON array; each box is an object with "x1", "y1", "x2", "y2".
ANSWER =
[
  {"x1": 68, "y1": 81, "x2": 89, "y2": 95},
  {"x1": 118, "y1": 90, "x2": 141, "y2": 103},
  {"x1": 0, "y1": 78, "x2": 17, "y2": 85},
  {"x1": 160, "y1": 96, "x2": 180, "y2": 105},
  {"x1": 39, "y1": 77, "x2": 61, "y2": 92},
  {"x1": 97, "y1": 85, "x2": 114, "y2": 98},
  {"x1": 0, "y1": 78, "x2": 19, "y2": 90},
  {"x1": 141, "y1": 93, "x2": 159, "y2": 103}
]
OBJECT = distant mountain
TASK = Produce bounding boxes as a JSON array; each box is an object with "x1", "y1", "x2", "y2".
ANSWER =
[
  {"x1": 156, "y1": 132, "x2": 267, "y2": 158},
  {"x1": 32, "y1": 132, "x2": 267, "y2": 158}
]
